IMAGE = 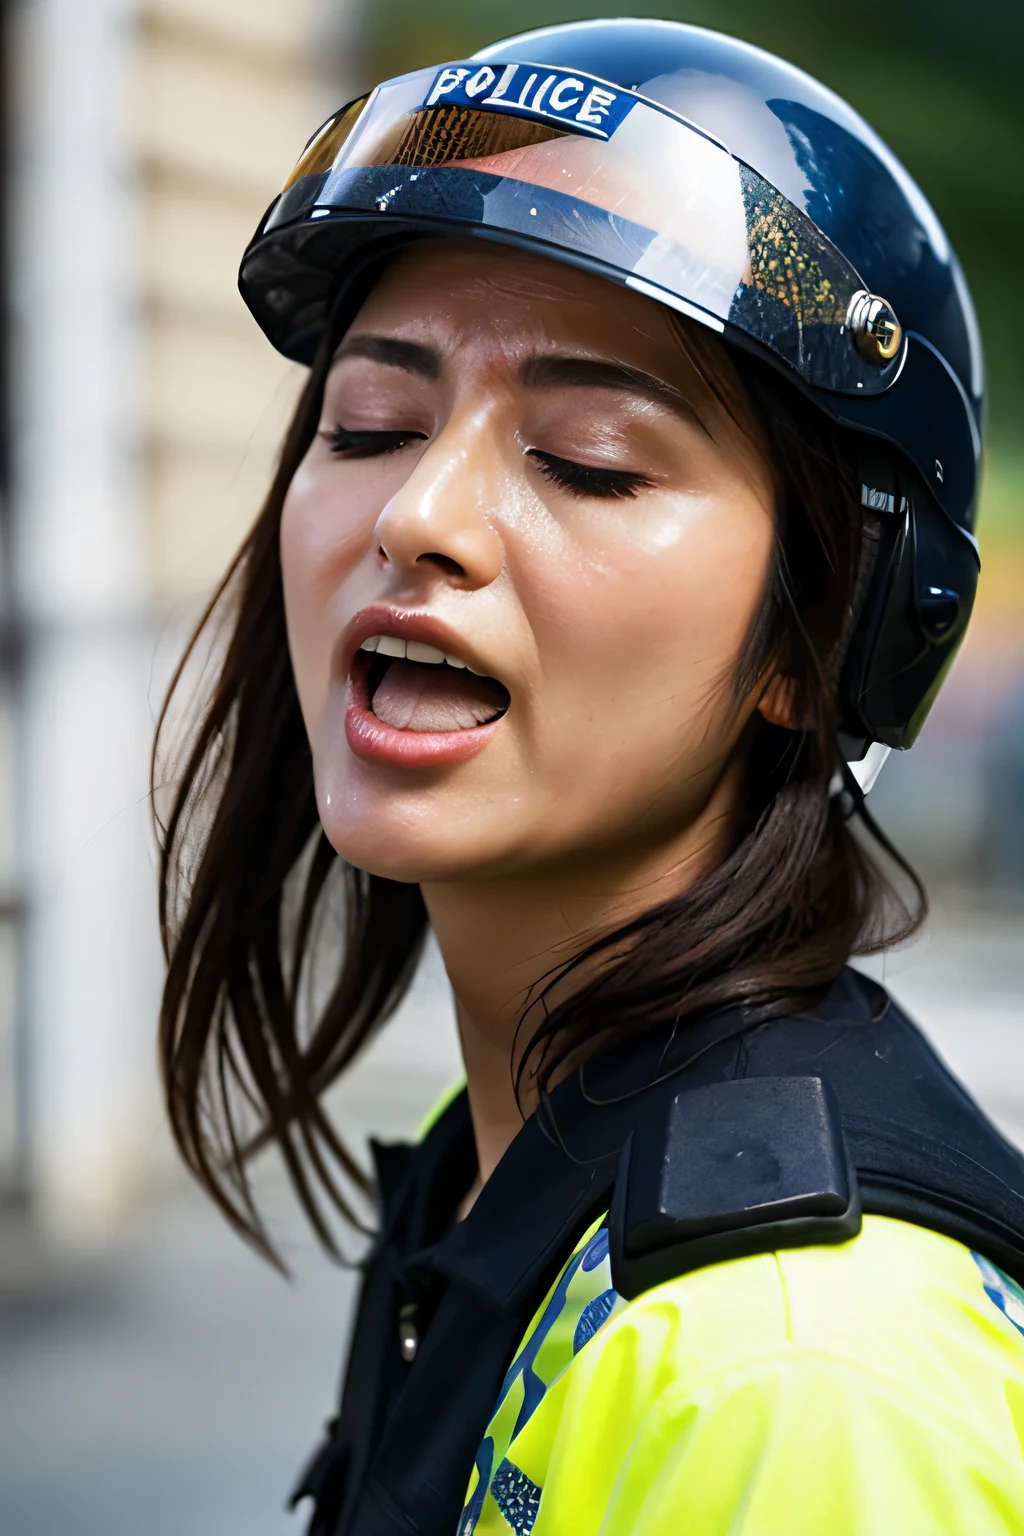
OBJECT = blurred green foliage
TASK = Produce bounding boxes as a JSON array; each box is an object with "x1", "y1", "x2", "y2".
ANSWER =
[{"x1": 355, "y1": 0, "x2": 1022, "y2": 450}]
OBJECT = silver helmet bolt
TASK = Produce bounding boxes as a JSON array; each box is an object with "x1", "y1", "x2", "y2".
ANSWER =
[{"x1": 847, "y1": 289, "x2": 903, "y2": 363}]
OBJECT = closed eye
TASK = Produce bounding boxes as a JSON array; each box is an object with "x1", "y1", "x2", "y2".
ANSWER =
[
  {"x1": 321, "y1": 424, "x2": 429, "y2": 458},
  {"x1": 527, "y1": 448, "x2": 653, "y2": 500}
]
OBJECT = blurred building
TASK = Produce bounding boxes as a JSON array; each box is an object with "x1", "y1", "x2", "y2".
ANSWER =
[{"x1": 3, "y1": 0, "x2": 352, "y2": 1240}]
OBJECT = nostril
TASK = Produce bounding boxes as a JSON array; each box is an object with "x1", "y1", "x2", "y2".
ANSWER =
[
  {"x1": 377, "y1": 545, "x2": 466, "y2": 579},
  {"x1": 418, "y1": 551, "x2": 465, "y2": 578}
]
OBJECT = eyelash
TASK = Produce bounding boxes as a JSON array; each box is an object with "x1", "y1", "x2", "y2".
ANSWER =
[
  {"x1": 324, "y1": 425, "x2": 427, "y2": 458},
  {"x1": 527, "y1": 448, "x2": 652, "y2": 501},
  {"x1": 322, "y1": 426, "x2": 651, "y2": 501}
]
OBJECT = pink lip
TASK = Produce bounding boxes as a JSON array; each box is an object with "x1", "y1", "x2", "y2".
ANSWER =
[{"x1": 341, "y1": 604, "x2": 505, "y2": 770}]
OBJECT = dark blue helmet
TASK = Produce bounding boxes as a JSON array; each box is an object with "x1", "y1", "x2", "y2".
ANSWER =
[{"x1": 239, "y1": 19, "x2": 982, "y2": 759}]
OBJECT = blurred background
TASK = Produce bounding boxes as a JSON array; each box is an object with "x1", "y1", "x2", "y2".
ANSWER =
[{"x1": 0, "y1": 1, "x2": 1020, "y2": 1532}]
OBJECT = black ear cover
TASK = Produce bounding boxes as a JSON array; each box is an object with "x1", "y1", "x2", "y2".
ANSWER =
[{"x1": 840, "y1": 457, "x2": 979, "y2": 750}]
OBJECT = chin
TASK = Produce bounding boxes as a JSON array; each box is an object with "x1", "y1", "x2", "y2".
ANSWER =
[
  {"x1": 314, "y1": 779, "x2": 518, "y2": 885},
  {"x1": 310, "y1": 702, "x2": 536, "y2": 881},
  {"x1": 320, "y1": 826, "x2": 509, "y2": 886}
]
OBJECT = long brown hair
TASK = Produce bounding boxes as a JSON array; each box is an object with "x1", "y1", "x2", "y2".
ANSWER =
[{"x1": 153, "y1": 305, "x2": 924, "y2": 1262}]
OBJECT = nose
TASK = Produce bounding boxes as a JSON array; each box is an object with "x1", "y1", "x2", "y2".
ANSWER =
[{"x1": 373, "y1": 411, "x2": 506, "y2": 590}]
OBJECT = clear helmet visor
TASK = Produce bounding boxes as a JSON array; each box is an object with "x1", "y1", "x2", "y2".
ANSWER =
[{"x1": 265, "y1": 61, "x2": 906, "y2": 395}]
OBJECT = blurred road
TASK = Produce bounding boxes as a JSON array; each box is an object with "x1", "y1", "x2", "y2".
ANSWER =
[{"x1": 0, "y1": 901, "x2": 1021, "y2": 1536}]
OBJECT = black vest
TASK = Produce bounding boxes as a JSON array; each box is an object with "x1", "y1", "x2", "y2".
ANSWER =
[{"x1": 294, "y1": 968, "x2": 1024, "y2": 1536}]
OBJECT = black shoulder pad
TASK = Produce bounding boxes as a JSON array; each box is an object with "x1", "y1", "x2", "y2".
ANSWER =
[{"x1": 609, "y1": 1076, "x2": 861, "y2": 1300}]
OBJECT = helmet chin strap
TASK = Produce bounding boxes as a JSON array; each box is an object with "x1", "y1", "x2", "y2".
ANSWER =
[{"x1": 829, "y1": 741, "x2": 891, "y2": 799}]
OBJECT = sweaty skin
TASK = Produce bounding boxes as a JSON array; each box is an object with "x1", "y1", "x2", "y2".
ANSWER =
[{"x1": 280, "y1": 240, "x2": 782, "y2": 1187}]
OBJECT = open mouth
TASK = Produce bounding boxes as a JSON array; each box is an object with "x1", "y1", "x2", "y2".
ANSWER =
[{"x1": 354, "y1": 636, "x2": 511, "y2": 733}]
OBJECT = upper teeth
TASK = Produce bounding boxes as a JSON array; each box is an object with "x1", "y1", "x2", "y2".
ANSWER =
[{"x1": 360, "y1": 635, "x2": 469, "y2": 670}]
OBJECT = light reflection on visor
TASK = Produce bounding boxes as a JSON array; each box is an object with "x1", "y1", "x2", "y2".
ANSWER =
[{"x1": 257, "y1": 63, "x2": 902, "y2": 394}]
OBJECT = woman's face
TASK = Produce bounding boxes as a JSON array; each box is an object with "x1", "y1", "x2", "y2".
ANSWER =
[{"x1": 281, "y1": 240, "x2": 777, "y2": 884}]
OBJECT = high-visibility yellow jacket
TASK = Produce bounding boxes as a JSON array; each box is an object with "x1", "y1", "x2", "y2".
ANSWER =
[
  {"x1": 296, "y1": 977, "x2": 1024, "y2": 1536},
  {"x1": 464, "y1": 1214, "x2": 1024, "y2": 1535}
]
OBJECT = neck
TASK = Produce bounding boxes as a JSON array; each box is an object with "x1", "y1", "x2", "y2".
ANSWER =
[{"x1": 420, "y1": 769, "x2": 742, "y2": 1193}]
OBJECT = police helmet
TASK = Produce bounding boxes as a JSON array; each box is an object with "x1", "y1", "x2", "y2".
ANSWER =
[{"x1": 238, "y1": 19, "x2": 982, "y2": 769}]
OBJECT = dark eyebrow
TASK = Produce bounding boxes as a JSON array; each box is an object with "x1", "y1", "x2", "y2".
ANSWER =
[
  {"x1": 332, "y1": 334, "x2": 441, "y2": 380},
  {"x1": 520, "y1": 354, "x2": 707, "y2": 431}
]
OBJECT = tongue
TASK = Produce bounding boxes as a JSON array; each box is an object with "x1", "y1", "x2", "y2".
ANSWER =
[{"x1": 370, "y1": 660, "x2": 508, "y2": 732}]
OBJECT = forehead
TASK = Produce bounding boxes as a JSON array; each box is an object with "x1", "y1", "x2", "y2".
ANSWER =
[{"x1": 346, "y1": 238, "x2": 680, "y2": 363}]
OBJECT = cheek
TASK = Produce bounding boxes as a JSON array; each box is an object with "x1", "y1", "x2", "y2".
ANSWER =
[
  {"x1": 533, "y1": 489, "x2": 774, "y2": 749},
  {"x1": 280, "y1": 458, "x2": 370, "y2": 725},
  {"x1": 641, "y1": 497, "x2": 774, "y2": 679}
]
